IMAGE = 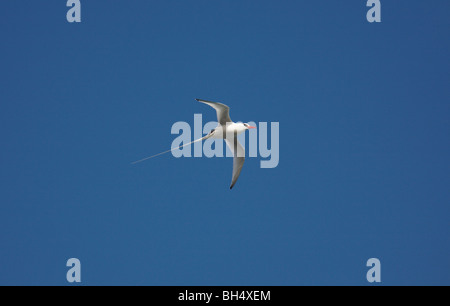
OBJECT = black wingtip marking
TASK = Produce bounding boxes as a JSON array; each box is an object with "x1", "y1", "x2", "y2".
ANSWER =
[{"x1": 196, "y1": 98, "x2": 217, "y2": 103}]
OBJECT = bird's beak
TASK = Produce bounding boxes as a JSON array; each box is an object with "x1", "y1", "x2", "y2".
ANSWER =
[{"x1": 248, "y1": 126, "x2": 257, "y2": 129}]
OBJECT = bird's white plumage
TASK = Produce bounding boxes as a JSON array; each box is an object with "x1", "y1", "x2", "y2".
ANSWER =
[
  {"x1": 225, "y1": 138, "x2": 245, "y2": 189},
  {"x1": 198, "y1": 99, "x2": 249, "y2": 189},
  {"x1": 132, "y1": 98, "x2": 255, "y2": 189},
  {"x1": 196, "y1": 99, "x2": 232, "y2": 125}
]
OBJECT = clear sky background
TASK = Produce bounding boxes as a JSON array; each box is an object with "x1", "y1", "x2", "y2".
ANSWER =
[{"x1": 0, "y1": 1, "x2": 449, "y2": 285}]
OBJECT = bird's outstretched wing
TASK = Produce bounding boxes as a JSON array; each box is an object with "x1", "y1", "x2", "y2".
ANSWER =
[
  {"x1": 196, "y1": 99, "x2": 232, "y2": 125},
  {"x1": 225, "y1": 137, "x2": 245, "y2": 189}
]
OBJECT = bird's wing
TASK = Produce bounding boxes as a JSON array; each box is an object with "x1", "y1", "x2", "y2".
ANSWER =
[
  {"x1": 196, "y1": 99, "x2": 232, "y2": 125},
  {"x1": 225, "y1": 137, "x2": 245, "y2": 189}
]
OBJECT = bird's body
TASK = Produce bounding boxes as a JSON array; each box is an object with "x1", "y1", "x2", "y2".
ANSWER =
[
  {"x1": 208, "y1": 122, "x2": 248, "y2": 139},
  {"x1": 132, "y1": 99, "x2": 256, "y2": 189},
  {"x1": 195, "y1": 99, "x2": 256, "y2": 189}
]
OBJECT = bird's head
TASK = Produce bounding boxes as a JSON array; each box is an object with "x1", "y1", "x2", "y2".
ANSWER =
[{"x1": 243, "y1": 123, "x2": 257, "y2": 130}]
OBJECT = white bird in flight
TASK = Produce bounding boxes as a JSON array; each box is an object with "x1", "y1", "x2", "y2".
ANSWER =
[{"x1": 132, "y1": 99, "x2": 256, "y2": 189}]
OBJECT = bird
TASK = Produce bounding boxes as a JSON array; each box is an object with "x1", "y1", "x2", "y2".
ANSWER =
[{"x1": 132, "y1": 98, "x2": 256, "y2": 189}]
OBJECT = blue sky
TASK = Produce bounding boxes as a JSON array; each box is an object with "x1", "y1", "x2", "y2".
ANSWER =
[{"x1": 0, "y1": 1, "x2": 449, "y2": 285}]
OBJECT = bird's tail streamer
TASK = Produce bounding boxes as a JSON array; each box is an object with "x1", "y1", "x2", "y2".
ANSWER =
[{"x1": 131, "y1": 134, "x2": 211, "y2": 165}]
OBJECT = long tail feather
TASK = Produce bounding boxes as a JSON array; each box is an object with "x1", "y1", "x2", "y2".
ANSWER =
[{"x1": 131, "y1": 134, "x2": 211, "y2": 165}]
